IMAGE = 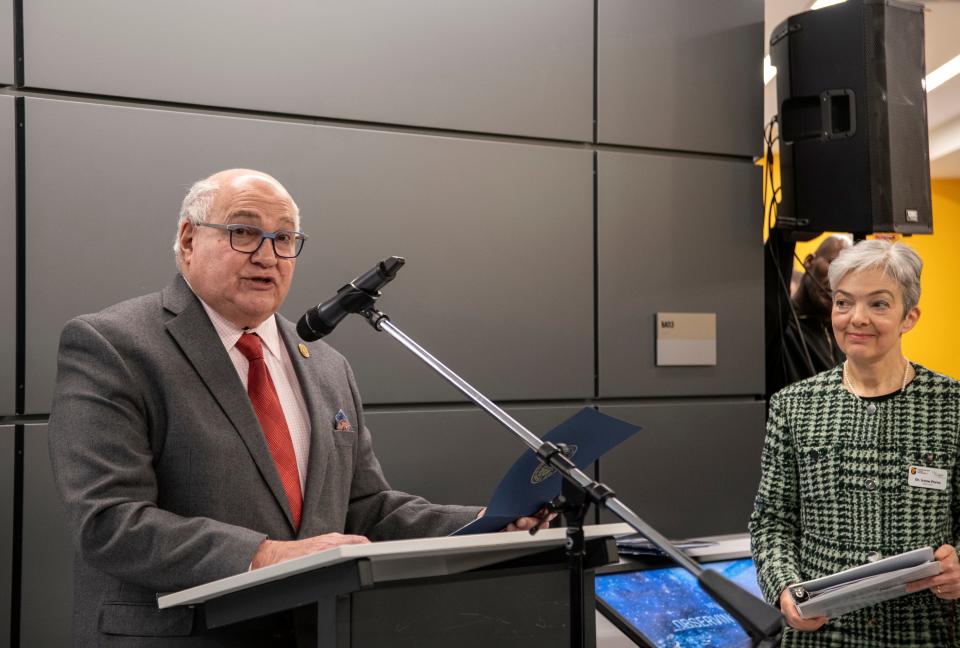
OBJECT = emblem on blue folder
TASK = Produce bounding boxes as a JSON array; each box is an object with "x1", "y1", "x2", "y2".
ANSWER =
[
  {"x1": 334, "y1": 409, "x2": 352, "y2": 431},
  {"x1": 530, "y1": 445, "x2": 578, "y2": 484}
]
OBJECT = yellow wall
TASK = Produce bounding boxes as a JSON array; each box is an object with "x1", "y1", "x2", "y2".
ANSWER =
[{"x1": 793, "y1": 180, "x2": 960, "y2": 379}]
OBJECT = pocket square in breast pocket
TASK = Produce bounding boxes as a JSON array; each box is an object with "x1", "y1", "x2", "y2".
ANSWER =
[{"x1": 334, "y1": 409, "x2": 352, "y2": 431}]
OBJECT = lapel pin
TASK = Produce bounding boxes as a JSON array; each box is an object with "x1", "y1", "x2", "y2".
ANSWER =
[
  {"x1": 335, "y1": 409, "x2": 352, "y2": 432},
  {"x1": 297, "y1": 343, "x2": 310, "y2": 358}
]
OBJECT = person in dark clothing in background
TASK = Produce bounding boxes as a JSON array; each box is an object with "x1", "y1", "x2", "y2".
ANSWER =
[{"x1": 765, "y1": 232, "x2": 850, "y2": 398}]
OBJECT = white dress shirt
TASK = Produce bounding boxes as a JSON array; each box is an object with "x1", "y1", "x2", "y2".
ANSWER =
[{"x1": 196, "y1": 298, "x2": 312, "y2": 492}]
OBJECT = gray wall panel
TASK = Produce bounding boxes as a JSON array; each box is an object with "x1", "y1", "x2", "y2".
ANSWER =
[
  {"x1": 24, "y1": 1, "x2": 593, "y2": 141},
  {"x1": 24, "y1": 98, "x2": 593, "y2": 413},
  {"x1": 366, "y1": 405, "x2": 588, "y2": 508},
  {"x1": 0, "y1": 95, "x2": 13, "y2": 415},
  {"x1": 597, "y1": 150, "x2": 763, "y2": 398},
  {"x1": 0, "y1": 5, "x2": 12, "y2": 86},
  {"x1": 21, "y1": 423, "x2": 73, "y2": 647},
  {"x1": 597, "y1": 0, "x2": 763, "y2": 156},
  {"x1": 0, "y1": 426, "x2": 11, "y2": 648},
  {"x1": 597, "y1": 401, "x2": 765, "y2": 538}
]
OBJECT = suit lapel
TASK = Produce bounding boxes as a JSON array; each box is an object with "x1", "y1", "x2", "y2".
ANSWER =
[
  {"x1": 161, "y1": 276, "x2": 297, "y2": 531},
  {"x1": 277, "y1": 316, "x2": 334, "y2": 536}
]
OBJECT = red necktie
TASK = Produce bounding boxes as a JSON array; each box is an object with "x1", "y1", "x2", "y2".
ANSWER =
[{"x1": 235, "y1": 333, "x2": 302, "y2": 529}]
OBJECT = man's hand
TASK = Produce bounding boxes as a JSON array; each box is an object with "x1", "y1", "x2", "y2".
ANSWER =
[
  {"x1": 251, "y1": 533, "x2": 370, "y2": 569},
  {"x1": 501, "y1": 508, "x2": 557, "y2": 533},
  {"x1": 778, "y1": 587, "x2": 828, "y2": 631},
  {"x1": 905, "y1": 544, "x2": 960, "y2": 600}
]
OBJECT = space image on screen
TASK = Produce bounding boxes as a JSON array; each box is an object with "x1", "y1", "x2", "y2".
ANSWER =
[{"x1": 595, "y1": 558, "x2": 764, "y2": 648}]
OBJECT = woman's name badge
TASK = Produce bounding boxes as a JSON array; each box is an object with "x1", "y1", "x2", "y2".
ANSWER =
[{"x1": 908, "y1": 465, "x2": 948, "y2": 490}]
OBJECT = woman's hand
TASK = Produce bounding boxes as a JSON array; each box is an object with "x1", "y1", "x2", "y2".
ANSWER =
[
  {"x1": 779, "y1": 587, "x2": 828, "y2": 631},
  {"x1": 905, "y1": 544, "x2": 960, "y2": 600}
]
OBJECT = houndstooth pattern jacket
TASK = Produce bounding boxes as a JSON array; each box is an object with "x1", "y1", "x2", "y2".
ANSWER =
[{"x1": 749, "y1": 363, "x2": 960, "y2": 647}]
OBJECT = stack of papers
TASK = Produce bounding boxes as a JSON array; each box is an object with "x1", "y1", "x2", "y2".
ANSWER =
[
  {"x1": 615, "y1": 536, "x2": 716, "y2": 557},
  {"x1": 791, "y1": 547, "x2": 941, "y2": 619}
]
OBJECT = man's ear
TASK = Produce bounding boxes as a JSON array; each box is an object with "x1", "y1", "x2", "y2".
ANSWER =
[
  {"x1": 178, "y1": 221, "x2": 195, "y2": 262},
  {"x1": 803, "y1": 254, "x2": 815, "y2": 271}
]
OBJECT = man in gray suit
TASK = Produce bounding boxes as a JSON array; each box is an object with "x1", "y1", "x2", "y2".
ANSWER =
[{"x1": 48, "y1": 169, "x2": 546, "y2": 646}]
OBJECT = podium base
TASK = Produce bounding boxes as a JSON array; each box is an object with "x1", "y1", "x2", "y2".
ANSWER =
[{"x1": 342, "y1": 563, "x2": 589, "y2": 648}]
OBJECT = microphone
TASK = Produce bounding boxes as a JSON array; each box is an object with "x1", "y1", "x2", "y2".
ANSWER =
[{"x1": 297, "y1": 256, "x2": 406, "y2": 341}]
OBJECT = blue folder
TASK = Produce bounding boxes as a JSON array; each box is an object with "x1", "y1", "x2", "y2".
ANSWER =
[{"x1": 452, "y1": 407, "x2": 641, "y2": 535}]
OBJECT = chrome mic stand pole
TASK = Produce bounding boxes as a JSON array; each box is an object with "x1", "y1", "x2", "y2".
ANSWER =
[
  {"x1": 296, "y1": 255, "x2": 781, "y2": 647},
  {"x1": 357, "y1": 307, "x2": 782, "y2": 648}
]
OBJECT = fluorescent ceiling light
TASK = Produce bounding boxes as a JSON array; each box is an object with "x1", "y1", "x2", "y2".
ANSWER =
[
  {"x1": 764, "y1": 55, "x2": 777, "y2": 85},
  {"x1": 929, "y1": 116, "x2": 960, "y2": 161},
  {"x1": 926, "y1": 53, "x2": 960, "y2": 93},
  {"x1": 810, "y1": 0, "x2": 846, "y2": 9}
]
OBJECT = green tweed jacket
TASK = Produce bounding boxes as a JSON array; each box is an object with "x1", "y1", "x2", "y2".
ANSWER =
[{"x1": 749, "y1": 363, "x2": 960, "y2": 647}]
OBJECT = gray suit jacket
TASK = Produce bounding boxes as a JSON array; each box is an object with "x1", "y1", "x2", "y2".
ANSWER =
[{"x1": 48, "y1": 276, "x2": 480, "y2": 646}]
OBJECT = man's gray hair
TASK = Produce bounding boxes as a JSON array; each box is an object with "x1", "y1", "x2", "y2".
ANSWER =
[
  {"x1": 173, "y1": 178, "x2": 220, "y2": 262},
  {"x1": 827, "y1": 239, "x2": 923, "y2": 314}
]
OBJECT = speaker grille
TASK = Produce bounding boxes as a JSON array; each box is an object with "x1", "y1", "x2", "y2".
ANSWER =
[
  {"x1": 771, "y1": 0, "x2": 931, "y2": 235},
  {"x1": 884, "y1": 3, "x2": 931, "y2": 233}
]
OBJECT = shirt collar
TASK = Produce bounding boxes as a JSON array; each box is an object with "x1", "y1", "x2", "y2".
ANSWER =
[{"x1": 185, "y1": 280, "x2": 284, "y2": 361}]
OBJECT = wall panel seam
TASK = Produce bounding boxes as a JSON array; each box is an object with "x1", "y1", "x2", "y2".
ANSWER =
[
  {"x1": 12, "y1": 0, "x2": 22, "y2": 87},
  {"x1": 10, "y1": 94, "x2": 25, "y2": 648},
  {"x1": 592, "y1": 0, "x2": 599, "y2": 145},
  {"x1": 1, "y1": 88, "x2": 756, "y2": 163},
  {"x1": 592, "y1": 151, "x2": 600, "y2": 398}
]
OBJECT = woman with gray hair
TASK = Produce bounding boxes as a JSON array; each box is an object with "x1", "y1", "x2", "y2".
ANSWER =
[{"x1": 750, "y1": 239, "x2": 960, "y2": 647}]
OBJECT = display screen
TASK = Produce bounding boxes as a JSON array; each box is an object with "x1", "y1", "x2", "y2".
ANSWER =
[{"x1": 595, "y1": 558, "x2": 764, "y2": 648}]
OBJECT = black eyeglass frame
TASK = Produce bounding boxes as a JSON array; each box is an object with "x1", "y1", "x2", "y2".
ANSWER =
[{"x1": 196, "y1": 222, "x2": 309, "y2": 259}]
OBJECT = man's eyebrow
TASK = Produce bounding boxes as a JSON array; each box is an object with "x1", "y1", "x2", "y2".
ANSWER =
[{"x1": 225, "y1": 210, "x2": 263, "y2": 223}]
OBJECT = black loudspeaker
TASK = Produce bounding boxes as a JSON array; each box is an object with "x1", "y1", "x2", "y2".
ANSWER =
[{"x1": 770, "y1": 0, "x2": 932, "y2": 235}]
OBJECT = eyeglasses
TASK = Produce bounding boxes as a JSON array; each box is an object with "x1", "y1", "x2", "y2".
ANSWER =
[{"x1": 197, "y1": 223, "x2": 308, "y2": 259}]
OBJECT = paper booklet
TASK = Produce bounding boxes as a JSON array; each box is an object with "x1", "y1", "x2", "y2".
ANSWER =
[
  {"x1": 450, "y1": 407, "x2": 641, "y2": 535},
  {"x1": 790, "y1": 546, "x2": 941, "y2": 619}
]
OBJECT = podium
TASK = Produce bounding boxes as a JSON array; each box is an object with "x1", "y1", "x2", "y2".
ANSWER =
[{"x1": 158, "y1": 523, "x2": 631, "y2": 647}]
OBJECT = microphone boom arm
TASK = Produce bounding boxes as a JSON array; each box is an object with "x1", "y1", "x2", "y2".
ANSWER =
[
  {"x1": 297, "y1": 256, "x2": 782, "y2": 647},
  {"x1": 357, "y1": 305, "x2": 783, "y2": 648}
]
